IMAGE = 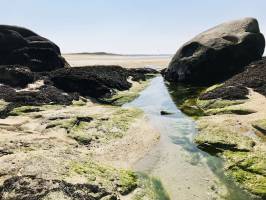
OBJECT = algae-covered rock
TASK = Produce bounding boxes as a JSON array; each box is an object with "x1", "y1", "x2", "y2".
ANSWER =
[
  {"x1": 180, "y1": 98, "x2": 249, "y2": 118},
  {"x1": 180, "y1": 98, "x2": 205, "y2": 118},
  {"x1": 46, "y1": 107, "x2": 143, "y2": 145},
  {"x1": 195, "y1": 119, "x2": 266, "y2": 199},
  {"x1": 224, "y1": 151, "x2": 266, "y2": 198},
  {"x1": 195, "y1": 122, "x2": 255, "y2": 154},
  {"x1": 205, "y1": 107, "x2": 256, "y2": 115},
  {"x1": 69, "y1": 160, "x2": 138, "y2": 196},
  {"x1": 196, "y1": 99, "x2": 246, "y2": 110}
]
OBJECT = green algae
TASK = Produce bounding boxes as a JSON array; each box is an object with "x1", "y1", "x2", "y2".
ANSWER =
[
  {"x1": 10, "y1": 104, "x2": 64, "y2": 116},
  {"x1": 180, "y1": 98, "x2": 206, "y2": 118},
  {"x1": 224, "y1": 151, "x2": 266, "y2": 198},
  {"x1": 10, "y1": 106, "x2": 42, "y2": 116},
  {"x1": 132, "y1": 173, "x2": 170, "y2": 200},
  {"x1": 46, "y1": 107, "x2": 143, "y2": 144},
  {"x1": 204, "y1": 83, "x2": 224, "y2": 93},
  {"x1": 195, "y1": 120, "x2": 266, "y2": 199},
  {"x1": 205, "y1": 107, "x2": 255, "y2": 115},
  {"x1": 69, "y1": 160, "x2": 138, "y2": 195},
  {"x1": 196, "y1": 99, "x2": 246, "y2": 110},
  {"x1": 180, "y1": 98, "x2": 252, "y2": 118},
  {"x1": 195, "y1": 123, "x2": 255, "y2": 153},
  {"x1": 166, "y1": 81, "x2": 250, "y2": 118}
]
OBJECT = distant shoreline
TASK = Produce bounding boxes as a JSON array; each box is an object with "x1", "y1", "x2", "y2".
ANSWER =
[{"x1": 63, "y1": 52, "x2": 173, "y2": 57}]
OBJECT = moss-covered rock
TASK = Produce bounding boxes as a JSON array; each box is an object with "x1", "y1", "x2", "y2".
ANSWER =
[
  {"x1": 195, "y1": 123, "x2": 255, "y2": 154},
  {"x1": 180, "y1": 98, "x2": 205, "y2": 118},
  {"x1": 46, "y1": 107, "x2": 143, "y2": 145},
  {"x1": 10, "y1": 105, "x2": 42, "y2": 116},
  {"x1": 224, "y1": 151, "x2": 266, "y2": 198},
  {"x1": 205, "y1": 107, "x2": 255, "y2": 115},
  {"x1": 204, "y1": 83, "x2": 224, "y2": 93},
  {"x1": 195, "y1": 120, "x2": 266, "y2": 199},
  {"x1": 69, "y1": 160, "x2": 138, "y2": 195},
  {"x1": 196, "y1": 99, "x2": 246, "y2": 110}
]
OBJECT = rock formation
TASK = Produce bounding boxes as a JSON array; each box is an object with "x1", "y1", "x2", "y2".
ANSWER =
[
  {"x1": 0, "y1": 25, "x2": 69, "y2": 72},
  {"x1": 164, "y1": 18, "x2": 265, "y2": 84}
]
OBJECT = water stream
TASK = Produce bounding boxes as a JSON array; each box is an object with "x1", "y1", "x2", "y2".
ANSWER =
[{"x1": 124, "y1": 76, "x2": 252, "y2": 200}]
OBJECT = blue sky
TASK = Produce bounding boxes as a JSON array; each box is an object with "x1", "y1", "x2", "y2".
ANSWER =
[{"x1": 1, "y1": 0, "x2": 265, "y2": 54}]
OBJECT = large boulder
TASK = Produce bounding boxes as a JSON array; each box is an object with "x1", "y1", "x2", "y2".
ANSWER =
[
  {"x1": 0, "y1": 25, "x2": 69, "y2": 72},
  {"x1": 164, "y1": 18, "x2": 265, "y2": 84}
]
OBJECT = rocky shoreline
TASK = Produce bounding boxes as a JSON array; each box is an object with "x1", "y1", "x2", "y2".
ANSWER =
[
  {"x1": 0, "y1": 17, "x2": 266, "y2": 200},
  {"x1": 164, "y1": 18, "x2": 266, "y2": 199},
  {"x1": 0, "y1": 25, "x2": 165, "y2": 200}
]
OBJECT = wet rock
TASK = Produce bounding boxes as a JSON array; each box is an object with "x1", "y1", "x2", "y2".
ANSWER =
[
  {"x1": 160, "y1": 110, "x2": 174, "y2": 115},
  {"x1": 0, "y1": 65, "x2": 34, "y2": 87},
  {"x1": 0, "y1": 25, "x2": 68, "y2": 72},
  {"x1": 164, "y1": 18, "x2": 265, "y2": 84},
  {"x1": 200, "y1": 57, "x2": 266, "y2": 100},
  {"x1": 128, "y1": 67, "x2": 159, "y2": 81}
]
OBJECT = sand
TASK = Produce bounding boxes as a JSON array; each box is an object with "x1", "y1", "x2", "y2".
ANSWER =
[{"x1": 63, "y1": 54, "x2": 171, "y2": 70}]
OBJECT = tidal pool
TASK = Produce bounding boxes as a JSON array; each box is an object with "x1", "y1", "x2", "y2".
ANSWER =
[{"x1": 125, "y1": 76, "x2": 253, "y2": 200}]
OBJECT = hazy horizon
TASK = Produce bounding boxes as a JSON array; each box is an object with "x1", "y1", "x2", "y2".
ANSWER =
[{"x1": 1, "y1": 0, "x2": 266, "y2": 54}]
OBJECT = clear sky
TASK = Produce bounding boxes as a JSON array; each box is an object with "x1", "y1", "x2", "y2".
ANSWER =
[{"x1": 1, "y1": 0, "x2": 265, "y2": 54}]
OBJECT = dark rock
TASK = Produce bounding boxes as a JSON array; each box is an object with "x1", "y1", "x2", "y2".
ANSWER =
[
  {"x1": 0, "y1": 175, "x2": 117, "y2": 200},
  {"x1": 0, "y1": 65, "x2": 34, "y2": 87},
  {"x1": 0, "y1": 84, "x2": 76, "y2": 106},
  {"x1": 164, "y1": 18, "x2": 265, "y2": 84},
  {"x1": 160, "y1": 110, "x2": 173, "y2": 115},
  {"x1": 201, "y1": 85, "x2": 249, "y2": 100},
  {"x1": 50, "y1": 65, "x2": 155, "y2": 99},
  {"x1": 128, "y1": 67, "x2": 158, "y2": 75},
  {"x1": 0, "y1": 25, "x2": 68, "y2": 71},
  {"x1": 76, "y1": 116, "x2": 93, "y2": 124},
  {"x1": 50, "y1": 66, "x2": 130, "y2": 98},
  {"x1": 128, "y1": 67, "x2": 158, "y2": 81},
  {"x1": 200, "y1": 57, "x2": 266, "y2": 100}
]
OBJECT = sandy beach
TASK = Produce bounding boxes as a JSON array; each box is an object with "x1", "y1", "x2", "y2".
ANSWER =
[{"x1": 63, "y1": 54, "x2": 171, "y2": 70}]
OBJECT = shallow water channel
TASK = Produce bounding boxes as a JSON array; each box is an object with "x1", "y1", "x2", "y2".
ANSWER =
[{"x1": 124, "y1": 76, "x2": 253, "y2": 200}]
